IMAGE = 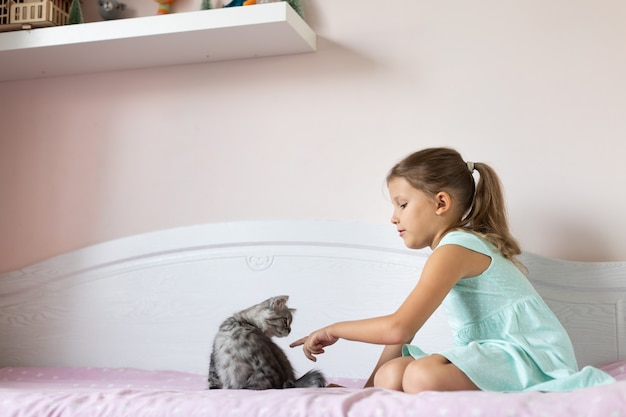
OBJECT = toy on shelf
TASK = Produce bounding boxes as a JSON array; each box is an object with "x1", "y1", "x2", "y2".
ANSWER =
[
  {"x1": 67, "y1": 0, "x2": 82, "y2": 24},
  {"x1": 224, "y1": 0, "x2": 277, "y2": 6},
  {"x1": 155, "y1": 0, "x2": 174, "y2": 14},
  {"x1": 0, "y1": 0, "x2": 71, "y2": 32},
  {"x1": 0, "y1": 0, "x2": 8, "y2": 25},
  {"x1": 97, "y1": 0, "x2": 125, "y2": 20},
  {"x1": 223, "y1": 0, "x2": 303, "y2": 18}
]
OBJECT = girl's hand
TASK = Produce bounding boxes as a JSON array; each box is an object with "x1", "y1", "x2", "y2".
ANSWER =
[{"x1": 290, "y1": 327, "x2": 338, "y2": 361}]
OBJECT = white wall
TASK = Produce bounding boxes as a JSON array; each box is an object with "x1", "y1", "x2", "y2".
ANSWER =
[{"x1": 1, "y1": 0, "x2": 625, "y2": 273}]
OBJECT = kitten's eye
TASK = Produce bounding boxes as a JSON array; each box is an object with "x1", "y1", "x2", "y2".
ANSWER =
[{"x1": 283, "y1": 318, "x2": 289, "y2": 327}]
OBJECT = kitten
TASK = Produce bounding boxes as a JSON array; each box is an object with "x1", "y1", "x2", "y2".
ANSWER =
[{"x1": 208, "y1": 295, "x2": 326, "y2": 390}]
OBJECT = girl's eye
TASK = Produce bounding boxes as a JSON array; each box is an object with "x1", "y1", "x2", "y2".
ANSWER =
[{"x1": 400, "y1": 203, "x2": 407, "y2": 209}]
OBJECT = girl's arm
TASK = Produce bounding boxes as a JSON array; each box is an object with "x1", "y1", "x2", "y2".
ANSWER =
[{"x1": 290, "y1": 244, "x2": 490, "y2": 361}]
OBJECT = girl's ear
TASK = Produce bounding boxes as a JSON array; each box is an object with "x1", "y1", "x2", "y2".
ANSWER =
[{"x1": 434, "y1": 192, "x2": 452, "y2": 215}]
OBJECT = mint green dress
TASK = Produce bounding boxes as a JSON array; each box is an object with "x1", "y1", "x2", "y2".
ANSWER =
[{"x1": 402, "y1": 231, "x2": 615, "y2": 392}]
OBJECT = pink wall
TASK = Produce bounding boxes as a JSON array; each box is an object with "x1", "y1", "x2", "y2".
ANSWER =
[{"x1": 1, "y1": 0, "x2": 626, "y2": 272}]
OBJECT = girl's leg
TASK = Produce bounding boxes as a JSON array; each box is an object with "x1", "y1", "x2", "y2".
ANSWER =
[
  {"x1": 402, "y1": 354, "x2": 479, "y2": 393},
  {"x1": 373, "y1": 356, "x2": 414, "y2": 390}
]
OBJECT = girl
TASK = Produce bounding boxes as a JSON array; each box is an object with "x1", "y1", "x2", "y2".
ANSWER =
[{"x1": 290, "y1": 147, "x2": 614, "y2": 393}]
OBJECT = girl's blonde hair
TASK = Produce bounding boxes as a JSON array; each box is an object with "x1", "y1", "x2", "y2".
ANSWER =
[{"x1": 386, "y1": 147, "x2": 522, "y2": 264}]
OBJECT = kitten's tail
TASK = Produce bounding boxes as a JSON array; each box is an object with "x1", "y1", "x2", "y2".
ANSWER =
[{"x1": 292, "y1": 369, "x2": 327, "y2": 388}]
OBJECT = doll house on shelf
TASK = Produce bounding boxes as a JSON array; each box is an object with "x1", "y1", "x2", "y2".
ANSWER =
[{"x1": 0, "y1": 0, "x2": 70, "y2": 32}]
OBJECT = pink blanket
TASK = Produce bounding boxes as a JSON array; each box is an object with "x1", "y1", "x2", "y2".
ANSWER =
[{"x1": 1, "y1": 362, "x2": 624, "y2": 417}]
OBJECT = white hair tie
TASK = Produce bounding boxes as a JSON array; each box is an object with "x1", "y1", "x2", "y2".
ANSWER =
[{"x1": 466, "y1": 161, "x2": 475, "y2": 173}]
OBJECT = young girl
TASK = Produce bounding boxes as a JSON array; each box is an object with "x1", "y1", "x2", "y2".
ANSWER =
[{"x1": 290, "y1": 147, "x2": 614, "y2": 393}]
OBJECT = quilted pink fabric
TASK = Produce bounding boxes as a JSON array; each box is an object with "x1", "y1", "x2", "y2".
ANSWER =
[{"x1": 0, "y1": 363, "x2": 624, "y2": 417}]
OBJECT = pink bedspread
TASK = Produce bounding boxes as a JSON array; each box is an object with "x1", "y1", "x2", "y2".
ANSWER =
[{"x1": 1, "y1": 363, "x2": 624, "y2": 417}]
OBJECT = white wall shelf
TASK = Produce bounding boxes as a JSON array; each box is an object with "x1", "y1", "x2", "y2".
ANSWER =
[{"x1": 0, "y1": 2, "x2": 316, "y2": 82}]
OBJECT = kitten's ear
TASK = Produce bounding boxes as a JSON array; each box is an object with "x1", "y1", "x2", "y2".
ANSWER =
[{"x1": 270, "y1": 295, "x2": 289, "y2": 310}]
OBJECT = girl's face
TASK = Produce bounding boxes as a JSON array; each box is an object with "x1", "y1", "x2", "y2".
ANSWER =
[{"x1": 388, "y1": 177, "x2": 448, "y2": 250}]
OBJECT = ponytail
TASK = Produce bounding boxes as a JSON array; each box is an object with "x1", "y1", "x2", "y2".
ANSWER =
[{"x1": 458, "y1": 163, "x2": 522, "y2": 264}]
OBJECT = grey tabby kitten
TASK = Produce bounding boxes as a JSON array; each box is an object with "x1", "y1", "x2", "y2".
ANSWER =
[{"x1": 208, "y1": 295, "x2": 326, "y2": 389}]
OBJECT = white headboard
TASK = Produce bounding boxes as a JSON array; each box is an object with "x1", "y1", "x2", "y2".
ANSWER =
[{"x1": 0, "y1": 220, "x2": 624, "y2": 379}]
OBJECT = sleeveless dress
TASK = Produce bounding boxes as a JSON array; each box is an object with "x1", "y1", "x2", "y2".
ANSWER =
[{"x1": 402, "y1": 231, "x2": 615, "y2": 392}]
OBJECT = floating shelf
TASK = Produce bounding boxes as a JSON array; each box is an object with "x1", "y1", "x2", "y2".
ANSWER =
[{"x1": 0, "y1": 2, "x2": 316, "y2": 82}]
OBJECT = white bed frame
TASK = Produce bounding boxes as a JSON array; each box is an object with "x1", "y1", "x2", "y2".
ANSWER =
[{"x1": 0, "y1": 220, "x2": 624, "y2": 380}]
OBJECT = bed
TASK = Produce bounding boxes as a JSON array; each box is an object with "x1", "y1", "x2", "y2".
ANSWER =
[{"x1": 1, "y1": 219, "x2": 625, "y2": 417}]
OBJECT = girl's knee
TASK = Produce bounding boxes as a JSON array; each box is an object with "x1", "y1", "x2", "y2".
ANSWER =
[
  {"x1": 401, "y1": 355, "x2": 478, "y2": 393},
  {"x1": 373, "y1": 357, "x2": 411, "y2": 391},
  {"x1": 401, "y1": 359, "x2": 436, "y2": 393}
]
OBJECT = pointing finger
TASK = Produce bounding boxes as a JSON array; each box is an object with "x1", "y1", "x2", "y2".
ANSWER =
[{"x1": 289, "y1": 336, "x2": 307, "y2": 348}]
